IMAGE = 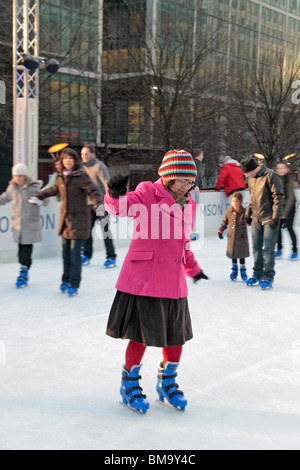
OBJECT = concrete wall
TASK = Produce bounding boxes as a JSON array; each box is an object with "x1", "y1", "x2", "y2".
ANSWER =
[{"x1": 1, "y1": 189, "x2": 299, "y2": 263}]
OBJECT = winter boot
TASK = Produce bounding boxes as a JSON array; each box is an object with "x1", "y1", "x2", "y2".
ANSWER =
[
  {"x1": 240, "y1": 265, "x2": 248, "y2": 282},
  {"x1": 260, "y1": 279, "x2": 273, "y2": 290},
  {"x1": 275, "y1": 250, "x2": 282, "y2": 259},
  {"x1": 246, "y1": 275, "x2": 260, "y2": 287},
  {"x1": 156, "y1": 362, "x2": 187, "y2": 411},
  {"x1": 230, "y1": 264, "x2": 238, "y2": 281},
  {"x1": 120, "y1": 365, "x2": 149, "y2": 414},
  {"x1": 16, "y1": 266, "x2": 29, "y2": 288}
]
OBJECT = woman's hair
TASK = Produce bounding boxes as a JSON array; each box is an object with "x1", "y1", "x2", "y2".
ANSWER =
[
  {"x1": 60, "y1": 148, "x2": 81, "y2": 170},
  {"x1": 231, "y1": 191, "x2": 244, "y2": 203},
  {"x1": 276, "y1": 161, "x2": 289, "y2": 169}
]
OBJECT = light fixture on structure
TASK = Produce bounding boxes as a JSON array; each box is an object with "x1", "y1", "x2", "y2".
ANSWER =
[
  {"x1": 253, "y1": 153, "x2": 265, "y2": 160},
  {"x1": 21, "y1": 54, "x2": 60, "y2": 74},
  {"x1": 282, "y1": 153, "x2": 296, "y2": 164}
]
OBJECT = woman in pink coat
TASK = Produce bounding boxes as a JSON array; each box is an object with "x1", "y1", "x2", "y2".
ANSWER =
[{"x1": 104, "y1": 150, "x2": 208, "y2": 414}]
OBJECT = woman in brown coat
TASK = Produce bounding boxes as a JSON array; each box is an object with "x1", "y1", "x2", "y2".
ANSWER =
[
  {"x1": 217, "y1": 191, "x2": 250, "y2": 282},
  {"x1": 31, "y1": 148, "x2": 102, "y2": 296}
]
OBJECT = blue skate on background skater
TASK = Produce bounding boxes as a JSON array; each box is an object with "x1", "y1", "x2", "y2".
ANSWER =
[
  {"x1": 16, "y1": 266, "x2": 29, "y2": 288},
  {"x1": 120, "y1": 365, "x2": 149, "y2": 414},
  {"x1": 156, "y1": 362, "x2": 187, "y2": 411}
]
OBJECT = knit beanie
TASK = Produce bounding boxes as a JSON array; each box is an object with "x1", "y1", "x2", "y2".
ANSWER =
[
  {"x1": 240, "y1": 158, "x2": 258, "y2": 174},
  {"x1": 12, "y1": 163, "x2": 28, "y2": 177},
  {"x1": 158, "y1": 150, "x2": 197, "y2": 182}
]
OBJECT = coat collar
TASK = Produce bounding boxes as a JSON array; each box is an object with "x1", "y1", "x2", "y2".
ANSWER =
[
  {"x1": 153, "y1": 178, "x2": 195, "y2": 223},
  {"x1": 153, "y1": 178, "x2": 192, "y2": 206}
]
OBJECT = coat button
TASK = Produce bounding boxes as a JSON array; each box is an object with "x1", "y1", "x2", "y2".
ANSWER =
[
  {"x1": 158, "y1": 257, "x2": 164, "y2": 263},
  {"x1": 179, "y1": 240, "x2": 184, "y2": 245},
  {"x1": 175, "y1": 259, "x2": 181, "y2": 264}
]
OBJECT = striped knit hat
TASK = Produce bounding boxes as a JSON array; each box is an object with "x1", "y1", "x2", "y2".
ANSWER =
[{"x1": 158, "y1": 150, "x2": 197, "y2": 182}]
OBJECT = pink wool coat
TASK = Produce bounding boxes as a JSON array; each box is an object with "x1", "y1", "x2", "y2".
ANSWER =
[{"x1": 104, "y1": 178, "x2": 201, "y2": 299}]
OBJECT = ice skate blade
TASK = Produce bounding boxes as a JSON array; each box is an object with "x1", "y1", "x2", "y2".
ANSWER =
[
  {"x1": 119, "y1": 401, "x2": 148, "y2": 415},
  {"x1": 156, "y1": 399, "x2": 186, "y2": 412}
]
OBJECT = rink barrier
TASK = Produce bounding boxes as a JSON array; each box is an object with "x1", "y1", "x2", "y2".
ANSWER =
[{"x1": 0, "y1": 189, "x2": 299, "y2": 263}]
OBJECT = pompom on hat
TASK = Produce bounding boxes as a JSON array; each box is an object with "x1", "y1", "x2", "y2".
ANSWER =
[
  {"x1": 12, "y1": 163, "x2": 28, "y2": 177},
  {"x1": 158, "y1": 150, "x2": 197, "y2": 182}
]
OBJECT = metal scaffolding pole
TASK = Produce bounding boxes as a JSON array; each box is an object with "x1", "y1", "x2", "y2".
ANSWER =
[{"x1": 13, "y1": 0, "x2": 39, "y2": 179}]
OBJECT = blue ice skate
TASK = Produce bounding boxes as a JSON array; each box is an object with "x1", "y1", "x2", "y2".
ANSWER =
[
  {"x1": 275, "y1": 250, "x2": 282, "y2": 259},
  {"x1": 246, "y1": 275, "x2": 259, "y2": 287},
  {"x1": 81, "y1": 255, "x2": 90, "y2": 266},
  {"x1": 290, "y1": 253, "x2": 298, "y2": 261},
  {"x1": 104, "y1": 258, "x2": 116, "y2": 268},
  {"x1": 16, "y1": 266, "x2": 29, "y2": 288},
  {"x1": 190, "y1": 233, "x2": 200, "y2": 241},
  {"x1": 260, "y1": 279, "x2": 273, "y2": 290},
  {"x1": 156, "y1": 362, "x2": 187, "y2": 411},
  {"x1": 120, "y1": 365, "x2": 149, "y2": 414},
  {"x1": 240, "y1": 265, "x2": 248, "y2": 282},
  {"x1": 68, "y1": 287, "x2": 78, "y2": 297},
  {"x1": 60, "y1": 283, "x2": 70, "y2": 293},
  {"x1": 230, "y1": 264, "x2": 238, "y2": 281}
]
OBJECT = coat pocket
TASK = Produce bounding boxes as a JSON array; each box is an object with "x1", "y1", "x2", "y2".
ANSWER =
[{"x1": 129, "y1": 251, "x2": 154, "y2": 261}]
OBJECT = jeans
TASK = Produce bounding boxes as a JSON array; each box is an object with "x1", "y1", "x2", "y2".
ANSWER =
[
  {"x1": 251, "y1": 221, "x2": 280, "y2": 281},
  {"x1": 62, "y1": 238, "x2": 83, "y2": 288},
  {"x1": 83, "y1": 207, "x2": 116, "y2": 260}
]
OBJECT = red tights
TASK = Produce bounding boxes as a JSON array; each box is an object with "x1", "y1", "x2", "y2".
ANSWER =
[{"x1": 125, "y1": 340, "x2": 183, "y2": 371}]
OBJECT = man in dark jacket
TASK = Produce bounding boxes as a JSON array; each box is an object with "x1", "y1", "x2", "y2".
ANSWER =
[
  {"x1": 240, "y1": 158, "x2": 284, "y2": 290},
  {"x1": 81, "y1": 145, "x2": 117, "y2": 268}
]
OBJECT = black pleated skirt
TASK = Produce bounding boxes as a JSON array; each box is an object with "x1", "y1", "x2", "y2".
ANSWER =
[{"x1": 106, "y1": 291, "x2": 193, "y2": 347}]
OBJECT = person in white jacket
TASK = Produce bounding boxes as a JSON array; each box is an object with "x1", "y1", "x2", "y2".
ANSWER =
[{"x1": 0, "y1": 164, "x2": 46, "y2": 288}]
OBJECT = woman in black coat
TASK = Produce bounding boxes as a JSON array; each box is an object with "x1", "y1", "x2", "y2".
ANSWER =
[{"x1": 32, "y1": 148, "x2": 102, "y2": 296}]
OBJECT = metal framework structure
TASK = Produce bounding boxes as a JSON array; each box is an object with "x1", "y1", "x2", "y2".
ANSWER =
[{"x1": 13, "y1": 0, "x2": 39, "y2": 179}]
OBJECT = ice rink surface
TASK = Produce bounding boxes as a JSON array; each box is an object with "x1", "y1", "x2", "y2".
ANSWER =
[{"x1": 0, "y1": 229, "x2": 300, "y2": 450}]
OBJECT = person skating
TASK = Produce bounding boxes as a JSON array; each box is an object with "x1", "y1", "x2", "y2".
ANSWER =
[
  {"x1": 217, "y1": 191, "x2": 250, "y2": 282},
  {"x1": 0, "y1": 164, "x2": 46, "y2": 288},
  {"x1": 275, "y1": 162, "x2": 298, "y2": 261},
  {"x1": 30, "y1": 148, "x2": 102, "y2": 297},
  {"x1": 104, "y1": 150, "x2": 208, "y2": 414},
  {"x1": 215, "y1": 156, "x2": 246, "y2": 199},
  {"x1": 240, "y1": 157, "x2": 284, "y2": 290},
  {"x1": 81, "y1": 145, "x2": 117, "y2": 268}
]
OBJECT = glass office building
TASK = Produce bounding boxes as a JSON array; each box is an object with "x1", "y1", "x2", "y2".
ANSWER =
[
  {"x1": 102, "y1": 0, "x2": 300, "y2": 148},
  {"x1": 39, "y1": 0, "x2": 100, "y2": 148}
]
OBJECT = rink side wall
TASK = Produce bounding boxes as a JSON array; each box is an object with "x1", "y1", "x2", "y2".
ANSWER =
[{"x1": 1, "y1": 189, "x2": 300, "y2": 264}]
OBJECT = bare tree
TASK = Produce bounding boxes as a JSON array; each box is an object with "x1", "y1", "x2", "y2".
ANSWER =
[
  {"x1": 229, "y1": 53, "x2": 300, "y2": 169},
  {"x1": 102, "y1": 0, "x2": 229, "y2": 154}
]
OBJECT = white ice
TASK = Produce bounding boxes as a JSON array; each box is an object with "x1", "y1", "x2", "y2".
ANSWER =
[{"x1": 0, "y1": 229, "x2": 300, "y2": 450}]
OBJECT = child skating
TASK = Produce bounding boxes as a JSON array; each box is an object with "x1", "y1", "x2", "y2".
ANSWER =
[
  {"x1": 218, "y1": 191, "x2": 250, "y2": 282},
  {"x1": 0, "y1": 164, "x2": 45, "y2": 288},
  {"x1": 104, "y1": 150, "x2": 208, "y2": 414}
]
